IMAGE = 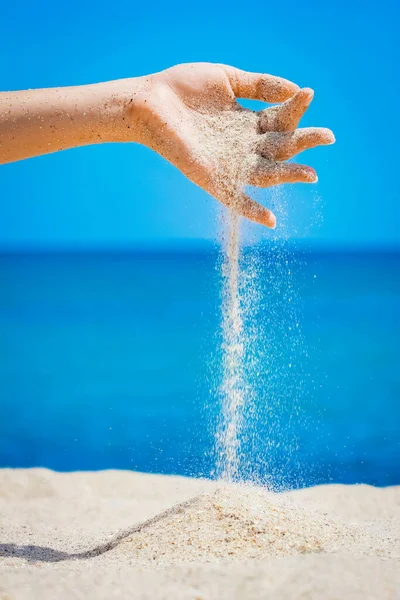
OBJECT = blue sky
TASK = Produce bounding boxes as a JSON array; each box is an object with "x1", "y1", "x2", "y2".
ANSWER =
[{"x1": 0, "y1": 0, "x2": 398, "y2": 249}]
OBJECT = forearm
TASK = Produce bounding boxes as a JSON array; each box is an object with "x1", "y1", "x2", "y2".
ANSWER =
[{"x1": 0, "y1": 78, "x2": 146, "y2": 164}]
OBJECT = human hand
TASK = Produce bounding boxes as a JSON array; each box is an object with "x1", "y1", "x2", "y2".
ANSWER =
[
  {"x1": 0, "y1": 62, "x2": 334, "y2": 229},
  {"x1": 125, "y1": 63, "x2": 335, "y2": 228}
]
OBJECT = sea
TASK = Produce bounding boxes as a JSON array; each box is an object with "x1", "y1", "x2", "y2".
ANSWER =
[{"x1": 0, "y1": 249, "x2": 398, "y2": 489}]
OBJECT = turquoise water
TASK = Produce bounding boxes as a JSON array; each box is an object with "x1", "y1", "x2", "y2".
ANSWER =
[{"x1": 0, "y1": 250, "x2": 398, "y2": 489}]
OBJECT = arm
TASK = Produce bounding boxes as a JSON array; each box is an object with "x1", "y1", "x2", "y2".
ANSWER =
[
  {"x1": 0, "y1": 63, "x2": 335, "y2": 227},
  {"x1": 0, "y1": 79, "x2": 145, "y2": 162}
]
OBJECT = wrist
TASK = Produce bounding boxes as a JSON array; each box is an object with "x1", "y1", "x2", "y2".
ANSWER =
[{"x1": 98, "y1": 76, "x2": 153, "y2": 145}]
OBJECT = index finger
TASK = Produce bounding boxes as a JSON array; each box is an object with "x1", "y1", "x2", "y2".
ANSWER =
[{"x1": 222, "y1": 65, "x2": 299, "y2": 103}]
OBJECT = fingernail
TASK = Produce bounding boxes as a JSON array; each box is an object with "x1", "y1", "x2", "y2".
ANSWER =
[
  {"x1": 265, "y1": 212, "x2": 276, "y2": 228},
  {"x1": 302, "y1": 88, "x2": 314, "y2": 105},
  {"x1": 305, "y1": 168, "x2": 318, "y2": 183}
]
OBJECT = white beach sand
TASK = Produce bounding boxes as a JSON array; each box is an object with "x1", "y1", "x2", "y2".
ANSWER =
[{"x1": 0, "y1": 468, "x2": 398, "y2": 599}]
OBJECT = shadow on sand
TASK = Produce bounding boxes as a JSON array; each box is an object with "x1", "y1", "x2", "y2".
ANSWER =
[{"x1": 0, "y1": 494, "x2": 202, "y2": 563}]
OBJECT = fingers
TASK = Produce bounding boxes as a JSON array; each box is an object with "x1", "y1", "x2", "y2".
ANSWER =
[
  {"x1": 259, "y1": 128, "x2": 335, "y2": 161},
  {"x1": 249, "y1": 160, "x2": 318, "y2": 188},
  {"x1": 258, "y1": 88, "x2": 314, "y2": 133},
  {"x1": 216, "y1": 159, "x2": 318, "y2": 227},
  {"x1": 276, "y1": 128, "x2": 335, "y2": 160},
  {"x1": 219, "y1": 190, "x2": 276, "y2": 228},
  {"x1": 222, "y1": 65, "x2": 299, "y2": 103}
]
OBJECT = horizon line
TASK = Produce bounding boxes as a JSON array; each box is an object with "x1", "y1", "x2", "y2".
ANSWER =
[{"x1": 0, "y1": 242, "x2": 399, "y2": 255}]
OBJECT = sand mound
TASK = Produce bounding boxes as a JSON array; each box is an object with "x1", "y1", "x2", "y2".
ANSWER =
[
  {"x1": 110, "y1": 484, "x2": 397, "y2": 567},
  {"x1": 1, "y1": 471, "x2": 399, "y2": 599}
]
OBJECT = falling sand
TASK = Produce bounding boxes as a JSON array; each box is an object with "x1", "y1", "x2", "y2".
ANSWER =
[
  {"x1": 199, "y1": 105, "x2": 319, "y2": 486},
  {"x1": 191, "y1": 109, "x2": 269, "y2": 481},
  {"x1": 190, "y1": 101, "x2": 314, "y2": 482},
  {"x1": 216, "y1": 211, "x2": 244, "y2": 481}
]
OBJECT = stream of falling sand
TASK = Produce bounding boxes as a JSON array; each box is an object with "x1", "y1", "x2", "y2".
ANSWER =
[
  {"x1": 216, "y1": 211, "x2": 245, "y2": 481},
  {"x1": 215, "y1": 185, "x2": 320, "y2": 487}
]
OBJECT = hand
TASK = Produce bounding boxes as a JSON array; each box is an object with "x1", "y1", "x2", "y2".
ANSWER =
[
  {"x1": 0, "y1": 62, "x2": 334, "y2": 229},
  {"x1": 127, "y1": 63, "x2": 335, "y2": 228}
]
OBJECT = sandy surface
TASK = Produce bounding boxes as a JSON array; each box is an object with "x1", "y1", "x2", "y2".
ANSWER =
[{"x1": 0, "y1": 469, "x2": 398, "y2": 599}]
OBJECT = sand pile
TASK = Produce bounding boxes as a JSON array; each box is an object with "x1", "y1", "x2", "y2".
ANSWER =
[
  {"x1": 111, "y1": 484, "x2": 397, "y2": 567},
  {"x1": 0, "y1": 470, "x2": 399, "y2": 599}
]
